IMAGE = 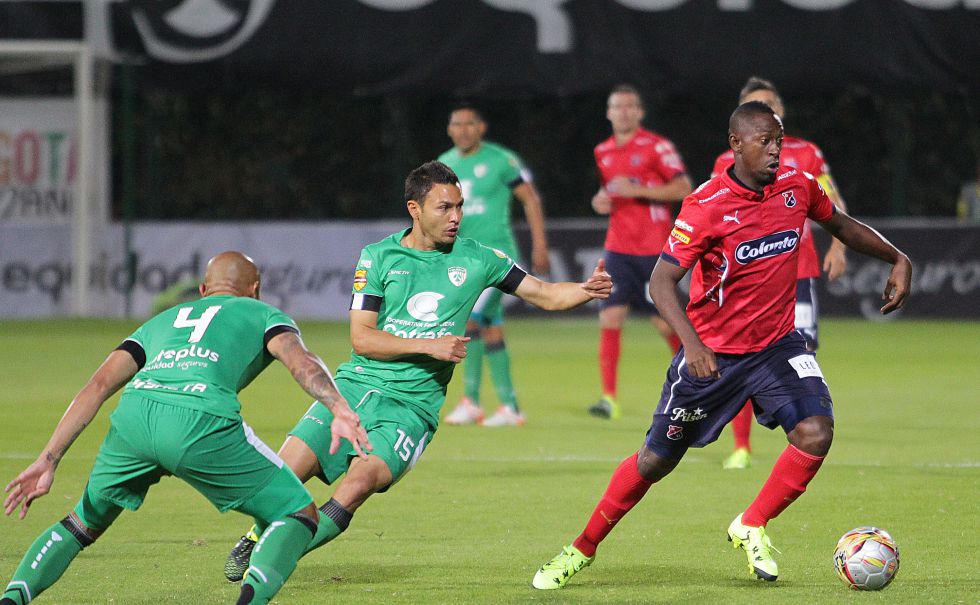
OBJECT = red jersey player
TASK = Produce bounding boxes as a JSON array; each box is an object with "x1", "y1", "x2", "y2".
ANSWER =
[
  {"x1": 712, "y1": 77, "x2": 849, "y2": 470},
  {"x1": 532, "y1": 101, "x2": 911, "y2": 589},
  {"x1": 588, "y1": 84, "x2": 693, "y2": 420}
]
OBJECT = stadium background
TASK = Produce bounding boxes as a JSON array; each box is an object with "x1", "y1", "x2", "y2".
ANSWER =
[{"x1": 1, "y1": 1, "x2": 979, "y2": 320}]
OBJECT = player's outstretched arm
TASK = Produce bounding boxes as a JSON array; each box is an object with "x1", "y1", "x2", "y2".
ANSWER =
[
  {"x1": 512, "y1": 259, "x2": 612, "y2": 311},
  {"x1": 4, "y1": 350, "x2": 138, "y2": 519},
  {"x1": 649, "y1": 259, "x2": 719, "y2": 379},
  {"x1": 267, "y1": 331, "x2": 371, "y2": 457},
  {"x1": 817, "y1": 211, "x2": 912, "y2": 314},
  {"x1": 349, "y1": 309, "x2": 470, "y2": 363},
  {"x1": 818, "y1": 173, "x2": 849, "y2": 281}
]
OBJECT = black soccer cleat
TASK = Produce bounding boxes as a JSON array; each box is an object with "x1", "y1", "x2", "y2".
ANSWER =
[{"x1": 225, "y1": 533, "x2": 258, "y2": 582}]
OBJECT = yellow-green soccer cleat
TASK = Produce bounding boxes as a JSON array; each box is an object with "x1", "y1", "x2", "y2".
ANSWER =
[
  {"x1": 587, "y1": 395, "x2": 621, "y2": 420},
  {"x1": 727, "y1": 514, "x2": 780, "y2": 581},
  {"x1": 722, "y1": 447, "x2": 752, "y2": 470},
  {"x1": 531, "y1": 545, "x2": 594, "y2": 590},
  {"x1": 224, "y1": 529, "x2": 259, "y2": 582}
]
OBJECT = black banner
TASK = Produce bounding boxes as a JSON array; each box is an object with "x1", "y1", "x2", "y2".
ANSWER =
[
  {"x1": 3, "y1": 1, "x2": 979, "y2": 95},
  {"x1": 512, "y1": 219, "x2": 980, "y2": 319}
]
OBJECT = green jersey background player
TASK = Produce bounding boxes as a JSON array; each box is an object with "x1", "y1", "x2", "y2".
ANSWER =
[
  {"x1": 2, "y1": 252, "x2": 370, "y2": 605},
  {"x1": 438, "y1": 102, "x2": 550, "y2": 427},
  {"x1": 224, "y1": 161, "x2": 610, "y2": 581}
]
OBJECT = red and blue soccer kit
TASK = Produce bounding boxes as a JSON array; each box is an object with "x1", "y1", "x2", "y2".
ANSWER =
[
  {"x1": 712, "y1": 136, "x2": 840, "y2": 349},
  {"x1": 646, "y1": 166, "x2": 836, "y2": 458},
  {"x1": 595, "y1": 128, "x2": 687, "y2": 311}
]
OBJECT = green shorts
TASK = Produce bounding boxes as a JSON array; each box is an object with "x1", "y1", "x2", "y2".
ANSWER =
[
  {"x1": 471, "y1": 287, "x2": 505, "y2": 327},
  {"x1": 288, "y1": 378, "x2": 434, "y2": 491},
  {"x1": 75, "y1": 396, "x2": 312, "y2": 530}
]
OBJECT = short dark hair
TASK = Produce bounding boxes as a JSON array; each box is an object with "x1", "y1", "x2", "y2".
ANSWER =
[
  {"x1": 729, "y1": 101, "x2": 778, "y2": 134},
  {"x1": 609, "y1": 83, "x2": 643, "y2": 108},
  {"x1": 739, "y1": 76, "x2": 782, "y2": 104},
  {"x1": 449, "y1": 101, "x2": 485, "y2": 122},
  {"x1": 405, "y1": 161, "x2": 460, "y2": 204}
]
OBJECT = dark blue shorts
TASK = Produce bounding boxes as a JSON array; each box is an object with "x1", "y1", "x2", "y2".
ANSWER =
[
  {"x1": 795, "y1": 277, "x2": 819, "y2": 350},
  {"x1": 645, "y1": 331, "x2": 833, "y2": 459},
  {"x1": 599, "y1": 251, "x2": 659, "y2": 313}
]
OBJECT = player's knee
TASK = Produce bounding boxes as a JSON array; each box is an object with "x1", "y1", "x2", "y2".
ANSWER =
[
  {"x1": 790, "y1": 416, "x2": 834, "y2": 456},
  {"x1": 62, "y1": 512, "x2": 101, "y2": 546},
  {"x1": 636, "y1": 447, "x2": 678, "y2": 482}
]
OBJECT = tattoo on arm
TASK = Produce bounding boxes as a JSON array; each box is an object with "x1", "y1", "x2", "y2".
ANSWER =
[{"x1": 280, "y1": 335, "x2": 342, "y2": 410}]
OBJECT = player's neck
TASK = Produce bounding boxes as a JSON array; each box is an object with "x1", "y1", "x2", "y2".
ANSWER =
[
  {"x1": 457, "y1": 141, "x2": 483, "y2": 157},
  {"x1": 401, "y1": 228, "x2": 443, "y2": 252},
  {"x1": 729, "y1": 165, "x2": 765, "y2": 193},
  {"x1": 613, "y1": 128, "x2": 638, "y2": 146}
]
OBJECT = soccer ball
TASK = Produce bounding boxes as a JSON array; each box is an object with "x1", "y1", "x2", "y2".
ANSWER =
[{"x1": 833, "y1": 526, "x2": 900, "y2": 590}]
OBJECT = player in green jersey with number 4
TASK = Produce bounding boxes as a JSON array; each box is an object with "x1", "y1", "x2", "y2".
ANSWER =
[
  {"x1": 223, "y1": 161, "x2": 611, "y2": 582},
  {"x1": 439, "y1": 103, "x2": 551, "y2": 427},
  {"x1": 2, "y1": 252, "x2": 370, "y2": 605}
]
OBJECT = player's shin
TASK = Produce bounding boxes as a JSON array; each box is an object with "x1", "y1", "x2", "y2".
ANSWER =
[
  {"x1": 1, "y1": 517, "x2": 93, "y2": 605},
  {"x1": 741, "y1": 444, "x2": 824, "y2": 527},
  {"x1": 572, "y1": 452, "x2": 653, "y2": 557},
  {"x1": 305, "y1": 498, "x2": 353, "y2": 554},
  {"x1": 486, "y1": 341, "x2": 519, "y2": 411},
  {"x1": 462, "y1": 329, "x2": 484, "y2": 402},
  {"x1": 239, "y1": 513, "x2": 315, "y2": 604}
]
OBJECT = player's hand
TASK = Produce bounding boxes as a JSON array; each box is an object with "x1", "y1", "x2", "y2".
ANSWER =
[
  {"x1": 426, "y1": 336, "x2": 470, "y2": 363},
  {"x1": 591, "y1": 189, "x2": 612, "y2": 215},
  {"x1": 880, "y1": 254, "x2": 912, "y2": 315},
  {"x1": 582, "y1": 259, "x2": 612, "y2": 299},
  {"x1": 4, "y1": 457, "x2": 56, "y2": 519},
  {"x1": 684, "y1": 341, "x2": 720, "y2": 379},
  {"x1": 607, "y1": 176, "x2": 641, "y2": 198},
  {"x1": 328, "y1": 407, "x2": 373, "y2": 459},
  {"x1": 823, "y1": 244, "x2": 847, "y2": 281},
  {"x1": 531, "y1": 245, "x2": 551, "y2": 275}
]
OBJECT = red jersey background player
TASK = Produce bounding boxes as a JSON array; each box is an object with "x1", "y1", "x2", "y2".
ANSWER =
[
  {"x1": 588, "y1": 84, "x2": 693, "y2": 420},
  {"x1": 711, "y1": 77, "x2": 849, "y2": 470},
  {"x1": 532, "y1": 101, "x2": 911, "y2": 589}
]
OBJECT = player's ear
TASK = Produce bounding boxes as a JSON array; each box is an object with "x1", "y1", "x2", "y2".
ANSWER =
[
  {"x1": 407, "y1": 199, "x2": 421, "y2": 221},
  {"x1": 250, "y1": 280, "x2": 260, "y2": 300},
  {"x1": 198, "y1": 282, "x2": 207, "y2": 297},
  {"x1": 729, "y1": 132, "x2": 741, "y2": 154}
]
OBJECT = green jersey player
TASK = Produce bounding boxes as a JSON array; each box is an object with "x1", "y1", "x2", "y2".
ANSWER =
[
  {"x1": 1, "y1": 252, "x2": 370, "y2": 605},
  {"x1": 438, "y1": 103, "x2": 550, "y2": 427},
  {"x1": 223, "y1": 161, "x2": 610, "y2": 581}
]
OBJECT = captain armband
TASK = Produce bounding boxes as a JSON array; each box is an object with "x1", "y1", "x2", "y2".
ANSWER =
[{"x1": 351, "y1": 293, "x2": 382, "y2": 312}]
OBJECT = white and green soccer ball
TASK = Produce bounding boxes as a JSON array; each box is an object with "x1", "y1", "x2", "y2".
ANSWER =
[{"x1": 833, "y1": 526, "x2": 900, "y2": 591}]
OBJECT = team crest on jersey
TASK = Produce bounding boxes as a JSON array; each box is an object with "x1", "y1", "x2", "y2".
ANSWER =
[
  {"x1": 474, "y1": 164, "x2": 488, "y2": 178},
  {"x1": 353, "y1": 269, "x2": 368, "y2": 291},
  {"x1": 782, "y1": 190, "x2": 797, "y2": 208},
  {"x1": 666, "y1": 425, "x2": 684, "y2": 440},
  {"x1": 448, "y1": 266, "x2": 467, "y2": 286},
  {"x1": 492, "y1": 248, "x2": 508, "y2": 259}
]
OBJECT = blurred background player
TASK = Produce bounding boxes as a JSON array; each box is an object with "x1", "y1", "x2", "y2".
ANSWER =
[
  {"x1": 1, "y1": 251, "x2": 369, "y2": 605},
  {"x1": 531, "y1": 102, "x2": 912, "y2": 590},
  {"x1": 957, "y1": 159, "x2": 980, "y2": 223},
  {"x1": 439, "y1": 103, "x2": 551, "y2": 427},
  {"x1": 711, "y1": 77, "x2": 850, "y2": 469},
  {"x1": 588, "y1": 84, "x2": 693, "y2": 419}
]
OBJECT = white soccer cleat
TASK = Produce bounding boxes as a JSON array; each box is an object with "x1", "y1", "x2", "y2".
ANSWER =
[
  {"x1": 481, "y1": 405, "x2": 526, "y2": 427},
  {"x1": 444, "y1": 397, "x2": 484, "y2": 425}
]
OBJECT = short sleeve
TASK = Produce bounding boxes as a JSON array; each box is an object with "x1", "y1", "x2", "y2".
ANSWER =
[
  {"x1": 804, "y1": 172, "x2": 836, "y2": 222},
  {"x1": 479, "y1": 243, "x2": 522, "y2": 288},
  {"x1": 501, "y1": 151, "x2": 525, "y2": 189},
  {"x1": 659, "y1": 195, "x2": 712, "y2": 268},
  {"x1": 650, "y1": 139, "x2": 688, "y2": 182},
  {"x1": 351, "y1": 247, "x2": 383, "y2": 297},
  {"x1": 264, "y1": 305, "x2": 299, "y2": 341}
]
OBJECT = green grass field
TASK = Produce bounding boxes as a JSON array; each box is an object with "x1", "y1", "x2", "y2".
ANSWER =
[{"x1": 1, "y1": 318, "x2": 978, "y2": 604}]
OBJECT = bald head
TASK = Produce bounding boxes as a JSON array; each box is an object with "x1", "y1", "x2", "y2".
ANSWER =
[
  {"x1": 729, "y1": 101, "x2": 781, "y2": 138},
  {"x1": 201, "y1": 251, "x2": 260, "y2": 298}
]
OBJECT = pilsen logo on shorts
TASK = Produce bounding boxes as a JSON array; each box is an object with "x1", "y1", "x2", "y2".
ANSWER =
[
  {"x1": 666, "y1": 425, "x2": 684, "y2": 440},
  {"x1": 353, "y1": 269, "x2": 368, "y2": 291},
  {"x1": 734, "y1": 230, "x2": 800, "y2": 265}
]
